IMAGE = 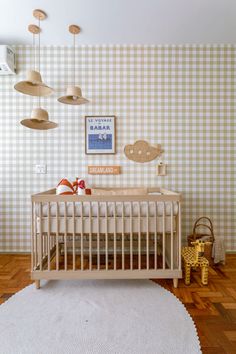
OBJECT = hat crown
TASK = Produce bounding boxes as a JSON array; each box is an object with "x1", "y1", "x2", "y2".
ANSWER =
[
  {"x1": 31, "y1": 108, "x2": 49, "y2": 121},
  {"x1": 66, "y1": 85, "x2": 82, "y2": 98},
  {"x1": 26, "y1": 70, "x2": 43, "y2": 83}
]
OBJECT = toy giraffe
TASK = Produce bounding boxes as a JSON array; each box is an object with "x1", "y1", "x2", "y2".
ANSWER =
[{"x1": 182, "y1": 240, "x2": 212, "y2": 285}]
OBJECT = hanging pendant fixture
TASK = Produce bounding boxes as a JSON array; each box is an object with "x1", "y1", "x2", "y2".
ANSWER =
[
  {"x1": 14, "y1": 10, "x2": 53, "y2": 97},
  {"x1": 21, "y1": 108, "x2": 58, "y2": 130},
  {"x1": 19, "y1": 10, "x2": 57, "y2": 130},
  {"x1": 15, "y1": 69, "x2": 53, "y2": 96},
  {"x1": 58, "y1": 25, "x2": 89, "y2": 105}
]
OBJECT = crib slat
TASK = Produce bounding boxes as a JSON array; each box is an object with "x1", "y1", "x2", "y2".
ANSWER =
[
  {"x1": 178, "y1": 202, "x2": 182, "y2": 270},
  {"x1": 43, "y1": 234, "x2": 46, "y2": 258},
  {"x1": 47, "y1": 202, "x2": 50, "y2": 271},
  {"x1": 81, "y1": 202, "x2": 84, "y2": 270},
  {"x1": 44, "y1": 234, "x2": 46, "y2": 258},
  {"x1": 146, "y1": 202, "x2": 149, "y2": 270},
  {"x1": 113, "y1": 202, "x2": 117, "y2": 270},
  {"x1": 105, "y1": 202, "x2": 108, "y2": 271},
  {"x1": 34, "y1": 204, "x2": 38, "y2": 268},
  {"x1": 89, "y1": 202, "x2": 92, "y2": 271},
  {"x1": 56, "y1": 203, "x2": 59, "y2": 271},
  {"x1": 138, "y1": 202, "x2": 141, "y2": 270},
  {"x1": 171, "y1": 202, "x2": 174, "y2": 270},
  {"x1": 39, "y1": 203, "x2": 42, "y2": 271},
  {"x1": 72, "y1": 202, "x2": 76, "y2": 271},
  {"x1": 42, "y1": 235, "x2": 45, "y2": 259},
  {"x1": 64, "y1": 202, "x2": 67, "y2": 271},
  {"x1": 130, "y1": 202, "x2": 133, "y2": 270},
  {"x1": 44, "y1": 236, "x2": 46, "y2": 258},
  {"x1": 154, "y1": 202, "x2": 157, "y2": 270},
  {"x1": 97, "y1": 202, "x2": 100, "y2": 270},
  {"x1": 50, "y1": 229, "x2": 53, "y2": 250},
  {"x1": 31, "y1": 202, "x2": 34, "y2": 271},
  {"x1": 162, "y1": 202, "x2": 166, "y2": 270},
  {"x1": 122, "y1": 202, "x2": 125, "y2": 270},
  {"x1": 42, "y1": 233, "x2": 44, "y2": 258}
]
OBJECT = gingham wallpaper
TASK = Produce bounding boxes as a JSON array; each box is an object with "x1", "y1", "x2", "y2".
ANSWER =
[{"x1": 0, "y1": 45, "x2": 235, "y2": 252}]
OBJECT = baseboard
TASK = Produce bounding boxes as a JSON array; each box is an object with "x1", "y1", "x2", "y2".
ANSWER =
[{"x1": 0, "y1": 252, "x2": 30, "y2": 255}]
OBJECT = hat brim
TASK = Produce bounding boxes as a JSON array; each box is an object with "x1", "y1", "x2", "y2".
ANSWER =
[
  {"x1": 20, "y1": 119, "x2": 58, "y2": 130},
  {"x1": 58, "y1": 95, "x2": 89, "y2": 105},
  {"x1": 14, "y1": 81, "x2": 53, "y2": 97}
]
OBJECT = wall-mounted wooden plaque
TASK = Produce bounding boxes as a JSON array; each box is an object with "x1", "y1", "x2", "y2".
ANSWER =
[
  {"x1": 88, "y1": 165, "x2": 121, "y2": 175},
  {"x1": 124, "y1": 140, "x2": 163, "y2": 163}
]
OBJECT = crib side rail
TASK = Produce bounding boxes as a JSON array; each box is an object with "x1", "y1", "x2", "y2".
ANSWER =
[{"x1": 32, "y1": 194, "x2": 181, "y2": 203}]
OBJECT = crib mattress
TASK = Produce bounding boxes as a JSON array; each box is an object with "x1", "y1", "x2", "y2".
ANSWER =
[{"x1": 36, "y1": 201, "x2": 179, "y2": 218}]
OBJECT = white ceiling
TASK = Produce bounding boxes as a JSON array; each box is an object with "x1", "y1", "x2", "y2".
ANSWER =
[{"x1": 0, "y1": 0, "x2": 235, "y2": 45}]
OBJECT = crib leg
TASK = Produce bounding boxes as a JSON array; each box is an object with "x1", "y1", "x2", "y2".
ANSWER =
[
  {"x1": 35, "y1": 280, "x2": 40, "y2": 289},
  {"x1": 173, "y1": 278, "x2": 178, "y2": 288}
]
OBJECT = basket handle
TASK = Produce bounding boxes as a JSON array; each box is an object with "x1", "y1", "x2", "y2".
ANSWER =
[
  {"x1": 194, "y1": 217, "x2": 213, "y2": 230},
  {"x1": 192, "y1": 217, "x2": 215, "y2": 241}
]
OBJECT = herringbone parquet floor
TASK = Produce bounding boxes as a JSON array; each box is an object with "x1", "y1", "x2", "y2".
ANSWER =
[{"x1": 0, "y1": 254, "x2": 236, "y2": 353}]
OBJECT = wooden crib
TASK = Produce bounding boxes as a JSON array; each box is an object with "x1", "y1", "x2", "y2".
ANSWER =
[{"x1": 31, "y1": 187, "x2": 182, "y2": 289}]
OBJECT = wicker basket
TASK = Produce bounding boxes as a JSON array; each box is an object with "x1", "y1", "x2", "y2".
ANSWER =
[{"x1": 187, "y1": 217, "x2": 215, "y2": 263}]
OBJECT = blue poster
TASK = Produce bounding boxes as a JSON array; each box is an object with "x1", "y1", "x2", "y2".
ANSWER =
[{"x1": 86, "y1": 116, "x2": 115, "y2": 154}]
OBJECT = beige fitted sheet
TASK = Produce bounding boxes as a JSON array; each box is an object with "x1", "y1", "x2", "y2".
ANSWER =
[{"x1": 36, "y1": 201, "x2": 179, "y2": 218}]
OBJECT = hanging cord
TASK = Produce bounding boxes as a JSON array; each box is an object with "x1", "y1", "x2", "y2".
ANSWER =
[
  {"x1": 73, "y1": 33, "x2": 75, "y2": 86},
  {"x1": 31, "y1": 32, "x2": 36, "y2": 111},
  {"x1": 38, "y1": 18, "x2": 41, "y2": 73},
  {"x1": 33, "y1": 33, "x2": 36, "y2": 71},
  {"x1": 38, "y1": 17, "x2": 41, "y2": 107}
]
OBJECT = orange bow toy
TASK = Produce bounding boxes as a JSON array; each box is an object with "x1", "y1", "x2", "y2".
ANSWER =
[{"x1": 56, "y1": 179, "x2": 76, "y2": 195}]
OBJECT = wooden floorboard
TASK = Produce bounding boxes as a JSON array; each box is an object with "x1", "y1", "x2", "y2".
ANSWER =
[{"x1": 0, "y1": 253, "x2": 236, "y2": 353}]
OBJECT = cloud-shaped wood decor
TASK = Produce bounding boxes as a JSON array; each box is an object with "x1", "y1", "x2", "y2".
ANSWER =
[{"x1": 124, "y1": 140, "x2": 163, "y2": 163}]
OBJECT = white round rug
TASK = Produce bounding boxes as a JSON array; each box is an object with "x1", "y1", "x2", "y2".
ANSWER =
[{"x1": 0, "y1": 280, "x2": 201, "y2": 354}]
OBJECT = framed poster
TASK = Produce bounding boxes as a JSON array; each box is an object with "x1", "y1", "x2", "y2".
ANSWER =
[{"x1": 85, "y1": 116, "x2": 116, "y2": 154}]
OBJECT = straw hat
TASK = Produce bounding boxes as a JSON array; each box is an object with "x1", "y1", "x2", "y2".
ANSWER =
[
  {"x1": 20, "y1": 108, "x2": 58, "y2": 130},
  {"x1": 58, "y1": 86, "x2": 89, "y2": 105},
  {"x1": 14, "y1": 70, "x2": 53, "y2": 97}
]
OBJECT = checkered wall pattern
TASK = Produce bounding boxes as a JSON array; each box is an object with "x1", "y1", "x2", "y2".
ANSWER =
[{"x1": 0, "y1": 45, "x2": 235, "y2": 252}]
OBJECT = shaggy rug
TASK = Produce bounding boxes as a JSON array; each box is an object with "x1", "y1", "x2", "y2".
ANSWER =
[{"x1": 0, "y1": 280, "x2": 201, "y2": 354}]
